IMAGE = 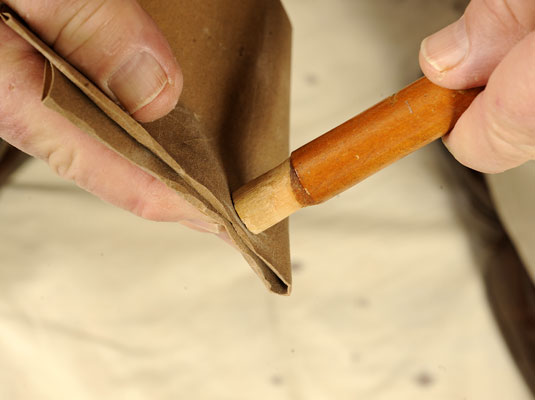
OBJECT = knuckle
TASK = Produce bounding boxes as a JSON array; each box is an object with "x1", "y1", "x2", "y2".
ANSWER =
[
  {"x1": 484, "y1": 105, "x2": 535, "y2": 161},
  {"x1": 127, "y1": 175, "x2": 168, "y2": 221},
  {"x1": 478, "y1": 0, "x2": 534, "y2": 34},
  {"x1": 46, "y1": 146, "x2": 79, "y2": 182},
  {"x1": 0, "y1": 57, "x2": 43, "y2": 150},
  {"x1": 132, "y1": 201, "x2": 161, "y2": 221},
  {"x1": 52, "y1": 0, "x2": 128, "y2": 61},
  {"x1": 129, "y1": 195, "x2": 160, "y2": 221}
]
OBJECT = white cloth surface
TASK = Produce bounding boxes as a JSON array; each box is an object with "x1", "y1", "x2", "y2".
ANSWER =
[{"x1": 0, "y1": 0, "x2": 532, "y2": 398}]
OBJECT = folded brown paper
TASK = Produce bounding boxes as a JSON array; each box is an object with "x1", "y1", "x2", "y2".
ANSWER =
[{"x1": 0, "y1": 0, "x2": 293, "y2": 294}]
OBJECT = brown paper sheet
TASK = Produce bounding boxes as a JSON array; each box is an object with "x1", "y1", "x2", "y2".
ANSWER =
[{"x1": 0, "y1": 1, "x2": 292, "y2": 294}]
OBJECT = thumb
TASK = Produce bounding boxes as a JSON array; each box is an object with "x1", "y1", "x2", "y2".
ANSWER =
[
  {"x1": 443, "y1": 31, "x2": 535, "y2": 173},
  {"x1": 5, "y1": 0, "x2": 182, "y2": 122},
  {"x1": 419, "y1": 0, "x2": 535, "y2": 89}
]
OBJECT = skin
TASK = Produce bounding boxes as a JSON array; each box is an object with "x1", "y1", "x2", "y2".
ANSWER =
[
  {"x1": 420, "y1": 0, "x2": 535, "y2": 173},
  {"x1": 0, "y1": 0, "x2": 228, "y2": 240},
  {"x1": 0, "y1": 0, "x2": 533, "y2": 237}
]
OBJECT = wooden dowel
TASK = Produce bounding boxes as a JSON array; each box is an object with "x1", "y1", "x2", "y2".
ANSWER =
[{"x1": 233, "y1": 77, "x2": 482, "y2": 234}]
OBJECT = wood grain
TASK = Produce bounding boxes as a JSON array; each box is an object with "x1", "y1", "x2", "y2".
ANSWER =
[
  {"x1": 233, "y1": 77, "x2": 483, "y2": 233},
  {"x1": 291, "y1": 77, "x2": 482, "y2": 205}
]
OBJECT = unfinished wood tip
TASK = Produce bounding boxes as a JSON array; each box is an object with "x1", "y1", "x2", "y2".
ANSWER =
[{"x1": 233, "y1": 160, "x2": 302, "y2": 234}]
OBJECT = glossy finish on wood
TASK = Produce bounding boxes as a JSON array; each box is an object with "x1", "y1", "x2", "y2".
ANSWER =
[{"x1": 290, "y1": 77, "x2": 482, "y2": 205}]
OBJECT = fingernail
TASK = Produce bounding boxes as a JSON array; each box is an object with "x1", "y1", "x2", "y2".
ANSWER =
[
  {"x1": 421, "y1": 17, "x2": 468, "y2": 72},
  {"x1": 108, "y1": 52, "x2": 168, "y2": 114},
  {"x1": 182, "y1": 219, "x2": 223, "y2": 234}
]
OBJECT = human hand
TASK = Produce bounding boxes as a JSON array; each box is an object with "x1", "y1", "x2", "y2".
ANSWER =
[
  {"x1": 0, "y1": 0, "x2": 224, "y2": 235},
  {"x1": 419, "y1": 0, "x2": 535, "y2": 173}
]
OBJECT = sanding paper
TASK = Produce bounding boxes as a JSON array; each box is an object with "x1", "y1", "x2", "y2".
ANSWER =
[{"x1": 0, "y1": 0, "x2": 293, "y2": 294}]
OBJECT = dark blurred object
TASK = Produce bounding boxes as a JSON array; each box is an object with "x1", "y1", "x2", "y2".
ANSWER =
[
  {"x1": 487, "y1": 237, "x2": 535, "y2": 395},
  {"x1": 0, "y1": 138, "x2": 8, "y2": 160},
  {"x1": 436, "y1": 142, "x2": 535, "y2": 395},
  {"x1": 0, "y1": 140, "x2": 29, "y2": 187}
]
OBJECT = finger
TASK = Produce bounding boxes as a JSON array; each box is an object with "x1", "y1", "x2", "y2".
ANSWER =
[
  {"x1": 0, "y1": 23, "x2": 221, "y2": 234},
  {"x1": 5, "y1": 0, "x2": 182, "y2": 122},
  {"x1": 443, "y1": 31, "x2": 535, "y2": 173},
  {"x1": 419, "y1": 0, "x2": 535, "y2": 89}
]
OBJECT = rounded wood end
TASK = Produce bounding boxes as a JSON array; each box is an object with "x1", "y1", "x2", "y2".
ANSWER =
[{"x1": 232, "y1": 160, "x2": 302, "y2": 234}]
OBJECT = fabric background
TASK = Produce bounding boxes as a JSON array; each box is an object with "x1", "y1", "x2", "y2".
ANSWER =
[{"x1": 0, "y1": 0, "x2": 532, "y2": 398}]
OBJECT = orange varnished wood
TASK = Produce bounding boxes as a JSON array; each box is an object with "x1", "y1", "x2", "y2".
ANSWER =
[{"x1": 290, "y1": 77, "x2": 482, "y2": 205}]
